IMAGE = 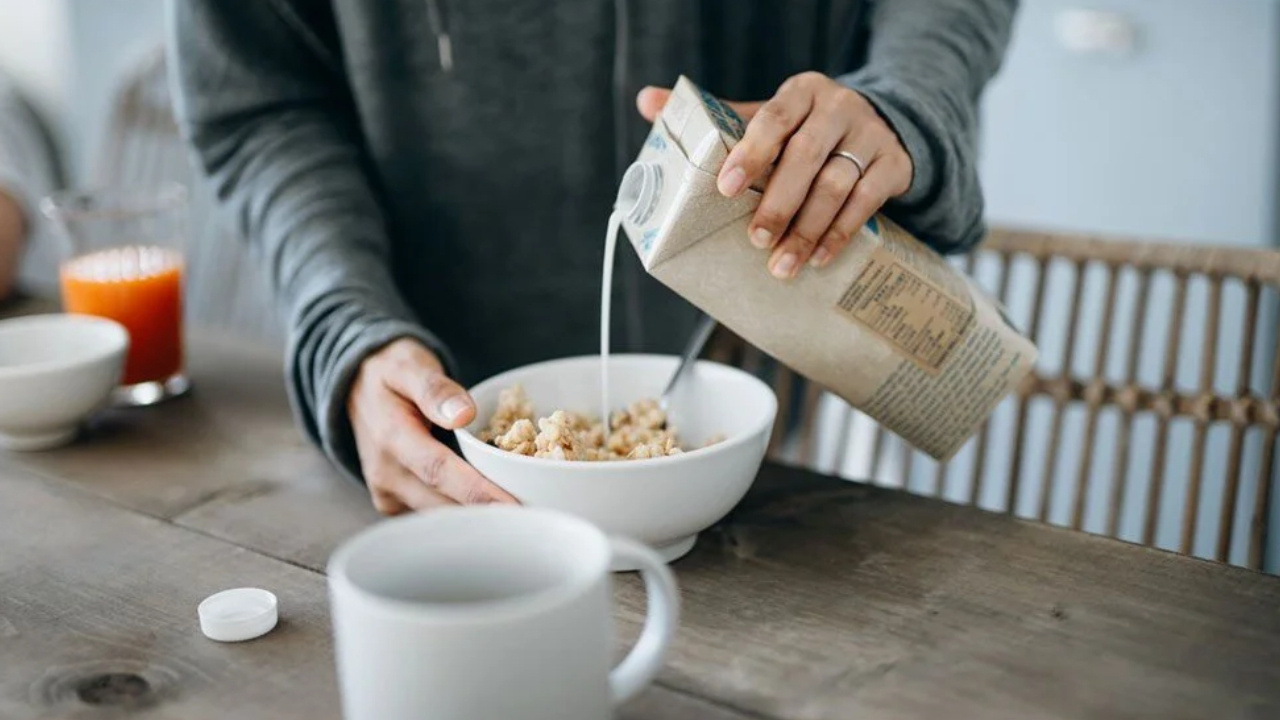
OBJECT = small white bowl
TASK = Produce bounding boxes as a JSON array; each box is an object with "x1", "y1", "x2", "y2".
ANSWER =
[
  {"x1": 0, "y1": 314, "x2": 128, "y2": 451},
  {"x1": 457, "y1": 354, "x2": 778, "y2": 567}
]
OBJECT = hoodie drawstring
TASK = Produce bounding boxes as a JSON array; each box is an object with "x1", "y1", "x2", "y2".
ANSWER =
[{"x1": 425, "y1": 0, "x2": 454, "y2": 71}]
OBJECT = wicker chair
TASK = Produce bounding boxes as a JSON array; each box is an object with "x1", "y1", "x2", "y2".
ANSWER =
[
  {"x1": 94, "y1": 47, "x2": 280, "y2": 345},
  {"x1": 710, "y1": 229, "x2": 1280, "y2": 573}
]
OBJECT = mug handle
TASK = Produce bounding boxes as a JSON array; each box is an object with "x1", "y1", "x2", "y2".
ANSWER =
[{"x1": 607, "y1": 537, "x2": 681, "y2": 706}]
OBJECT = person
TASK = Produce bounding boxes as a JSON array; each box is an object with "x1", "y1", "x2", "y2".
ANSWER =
[
  {"x1": 0, "y1": 71, "x2": 61, "y2": 301},
  {"x1": 170, "y1": 0, "x2": 1017, "y2": 514}
]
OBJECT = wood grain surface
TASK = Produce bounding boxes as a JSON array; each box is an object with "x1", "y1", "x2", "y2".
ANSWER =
[
  {"x1": 0, "y1": 462, "x2": 748, "y2": 720},
  {"x1": 613, "y1": 467, "x2": 1280, "y2": 720},
  {"x1": 0, "y1": 467, "x2": 339, "y2": 720},
  {"x1": 0, "y1": 330, "x2": 302, "y2": 519},
  {"x1": 1, "y1": 328, "x2": 1278, "y2": 720}
]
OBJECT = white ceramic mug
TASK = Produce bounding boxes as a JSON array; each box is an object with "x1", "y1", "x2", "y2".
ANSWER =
[{"x1": 327, "y1": 506, "x2": 680, "y2": 720}]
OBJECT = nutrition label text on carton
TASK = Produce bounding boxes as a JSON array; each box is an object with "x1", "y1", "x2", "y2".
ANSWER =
[{"x1": 836, "y1": 248, "x2": 976, "y2": 373}]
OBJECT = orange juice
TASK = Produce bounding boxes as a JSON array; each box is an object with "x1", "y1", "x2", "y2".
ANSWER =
[{"x1": 60, "y1": 246, "x2": 183, "y2": 385}]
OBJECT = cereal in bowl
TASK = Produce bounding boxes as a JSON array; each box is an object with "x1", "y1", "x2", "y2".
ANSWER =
[{"x1": 477, "y1": 385, "x2": 711, "y2": 461}]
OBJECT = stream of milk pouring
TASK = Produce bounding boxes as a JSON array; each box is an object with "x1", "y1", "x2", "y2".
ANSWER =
[{"x1": 599, "y1": 210, "x2": 622, "y2": 429}]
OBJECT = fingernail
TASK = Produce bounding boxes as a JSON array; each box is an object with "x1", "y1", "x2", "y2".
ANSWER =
[
  {"x1": 810, "y1": 246, "x2": 831, "y2": 267},
  {"x1": 750, "y1": 228, "x2": 773, "y2": 249},
  {"x1": 719, "y1": 166, "x2": 746, "y2": 196},
  {"x1": 439, "y1": 396, "x2": 471, "y2": 423},
  {"x1": 771, "y1": 253, "x2": 797, "y2": 279}
]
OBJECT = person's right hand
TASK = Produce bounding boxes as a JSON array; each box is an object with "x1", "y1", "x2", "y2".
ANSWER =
[{"x1": 347, "y1": 338, "x2": 518, "y2": 514}]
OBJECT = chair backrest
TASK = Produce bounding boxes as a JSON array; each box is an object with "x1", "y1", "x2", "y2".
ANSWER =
[
  {"x1": 94, "y1": 48, "x2": 281, "y2": 345},
  {"x1": 710, "y1": 228, "x2": 1280, "y2": 573}
]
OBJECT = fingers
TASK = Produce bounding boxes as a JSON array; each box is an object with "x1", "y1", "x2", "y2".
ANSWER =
[
  {"x1": 348, "y1": 337, "x2": 519, "y2": 515},
  {"x1": 370, "y1": 466, "x2": 453, "y2": 515},
  {"x1": 352, "y1": 408, "x2": 452, "y2": 516},
  {"x1": 755, "y1": 85, "x2": 914, "y2": 277},
  {"x1": 764, "y1": 144, "x2": 872, "y2": 277},
  {"x1": 766, "y1": 157, "x2": 857, "y2": 277},
  {"x1": 809, "y1": 161, "x2": 899, "y2": 269},
  {"x1": 379, "y1": 347, "x2": 476, "y2": 430},
  {"x1": 748, "y1": 107, "x2": 850, "y2": 259},
  {"x1": 387, "y1": 413, "x2": 519, "y2": 506},
  {"x1": 636, "y1": 86, "x2": 670, "y2": 123},
  {"x1": 354, "y1": 395, "x2": 515, "y2": 513},
  {"x1": 416, "y1": 372, "x2": 475, "y2": 429},
  {"x1": 369, "y1": 488, "x2": 413, "y2": 515},
  {"x1": 766, "y1": 120, "x2": 880, "y2": 276},
  {"x1": 717, "y1": 73, "x2": 820, "y2": 201}
]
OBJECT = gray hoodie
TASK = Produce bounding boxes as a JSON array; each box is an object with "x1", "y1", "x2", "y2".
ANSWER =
[{"x1": 169, "y1": 0, "x2": 1018, "y2": 481}]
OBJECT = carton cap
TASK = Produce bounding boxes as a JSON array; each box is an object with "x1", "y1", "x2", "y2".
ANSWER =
[{"x1": 198, "y1": 587, "x2": 278, "y2": 642}]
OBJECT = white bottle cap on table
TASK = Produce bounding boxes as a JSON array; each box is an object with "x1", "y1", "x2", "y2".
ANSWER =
[{"x1": 198, "y1": 588, "x2": 279, "y2": 642}]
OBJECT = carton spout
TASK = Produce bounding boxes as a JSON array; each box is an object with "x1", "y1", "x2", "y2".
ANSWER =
[{"x1": 616, "y1": 162, "x2": 663, "y2": 225}]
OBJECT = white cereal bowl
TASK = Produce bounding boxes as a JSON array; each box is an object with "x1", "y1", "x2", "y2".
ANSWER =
[
  {"x1": 0, "y1": 314, "x2": 128, "y2": 451},
  {"x1": 456, "y1": 354, "x2": 778, "y2": 569}
]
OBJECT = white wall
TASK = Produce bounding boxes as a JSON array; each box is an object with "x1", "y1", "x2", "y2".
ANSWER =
[
  {"x1": 0, "y1": 0, "x2": 165, "y2": 182},
  {"x1": 0, "y1": 0, "x2": 71, "y2": 130},
  {"x1": 64, "y1": 0, "x2": 166, "y2": 181},
  {"x1": 979, "y1": 0, "x2": 1280, "y2": 247}
]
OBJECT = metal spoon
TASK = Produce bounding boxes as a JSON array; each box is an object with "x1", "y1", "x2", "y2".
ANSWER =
[{"x1": 659, "y1": 313, "x2": 719, "y2": 413}]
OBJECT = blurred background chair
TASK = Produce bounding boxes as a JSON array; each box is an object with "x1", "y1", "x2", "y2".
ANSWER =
[
  {"x1": 94, "y1": 47, "x2": 281, "y2": 346},
  {"x1": 713, "y1": 230, "x2": 1280, "y2": 574}
]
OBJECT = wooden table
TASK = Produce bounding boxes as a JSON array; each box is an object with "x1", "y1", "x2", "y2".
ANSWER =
[{"x1": 2, "y1": 316, "x2": 1279, "y2": 719}]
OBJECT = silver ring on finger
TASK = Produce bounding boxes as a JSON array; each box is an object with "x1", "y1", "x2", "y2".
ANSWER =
[{"x1": 830, "y1": 150, "x2": 867, "y2": 180}]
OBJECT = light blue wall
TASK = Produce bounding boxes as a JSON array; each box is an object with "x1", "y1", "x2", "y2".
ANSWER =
[
  {"x1": 979, "y1": 0, "x2": 1280, "y2": 248},
  {"x1": 62, "y1": 0, "x2": 166, "y2": 182}
]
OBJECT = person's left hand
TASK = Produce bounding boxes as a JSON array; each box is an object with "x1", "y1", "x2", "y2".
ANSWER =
[{"x1": 637, "y1": 72, "x2": 913, "y2": 278}]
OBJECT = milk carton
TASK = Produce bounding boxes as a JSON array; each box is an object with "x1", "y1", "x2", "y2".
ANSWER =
[{"x1": 615, "y1": 76, "x2": 1037, "y2": 460}]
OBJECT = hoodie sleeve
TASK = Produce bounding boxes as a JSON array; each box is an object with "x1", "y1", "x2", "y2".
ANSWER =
[
  {"x1": 167, "y1": 0, "x2": 457, "y2": 482},
  {"x1": 838, "y1": 0, "x2": 1019, "y2": 254}
]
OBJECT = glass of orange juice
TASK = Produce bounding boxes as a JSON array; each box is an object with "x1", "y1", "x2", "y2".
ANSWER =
[{"x1": 42, "y1": 184, "x2": 190, "y2": 406}]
